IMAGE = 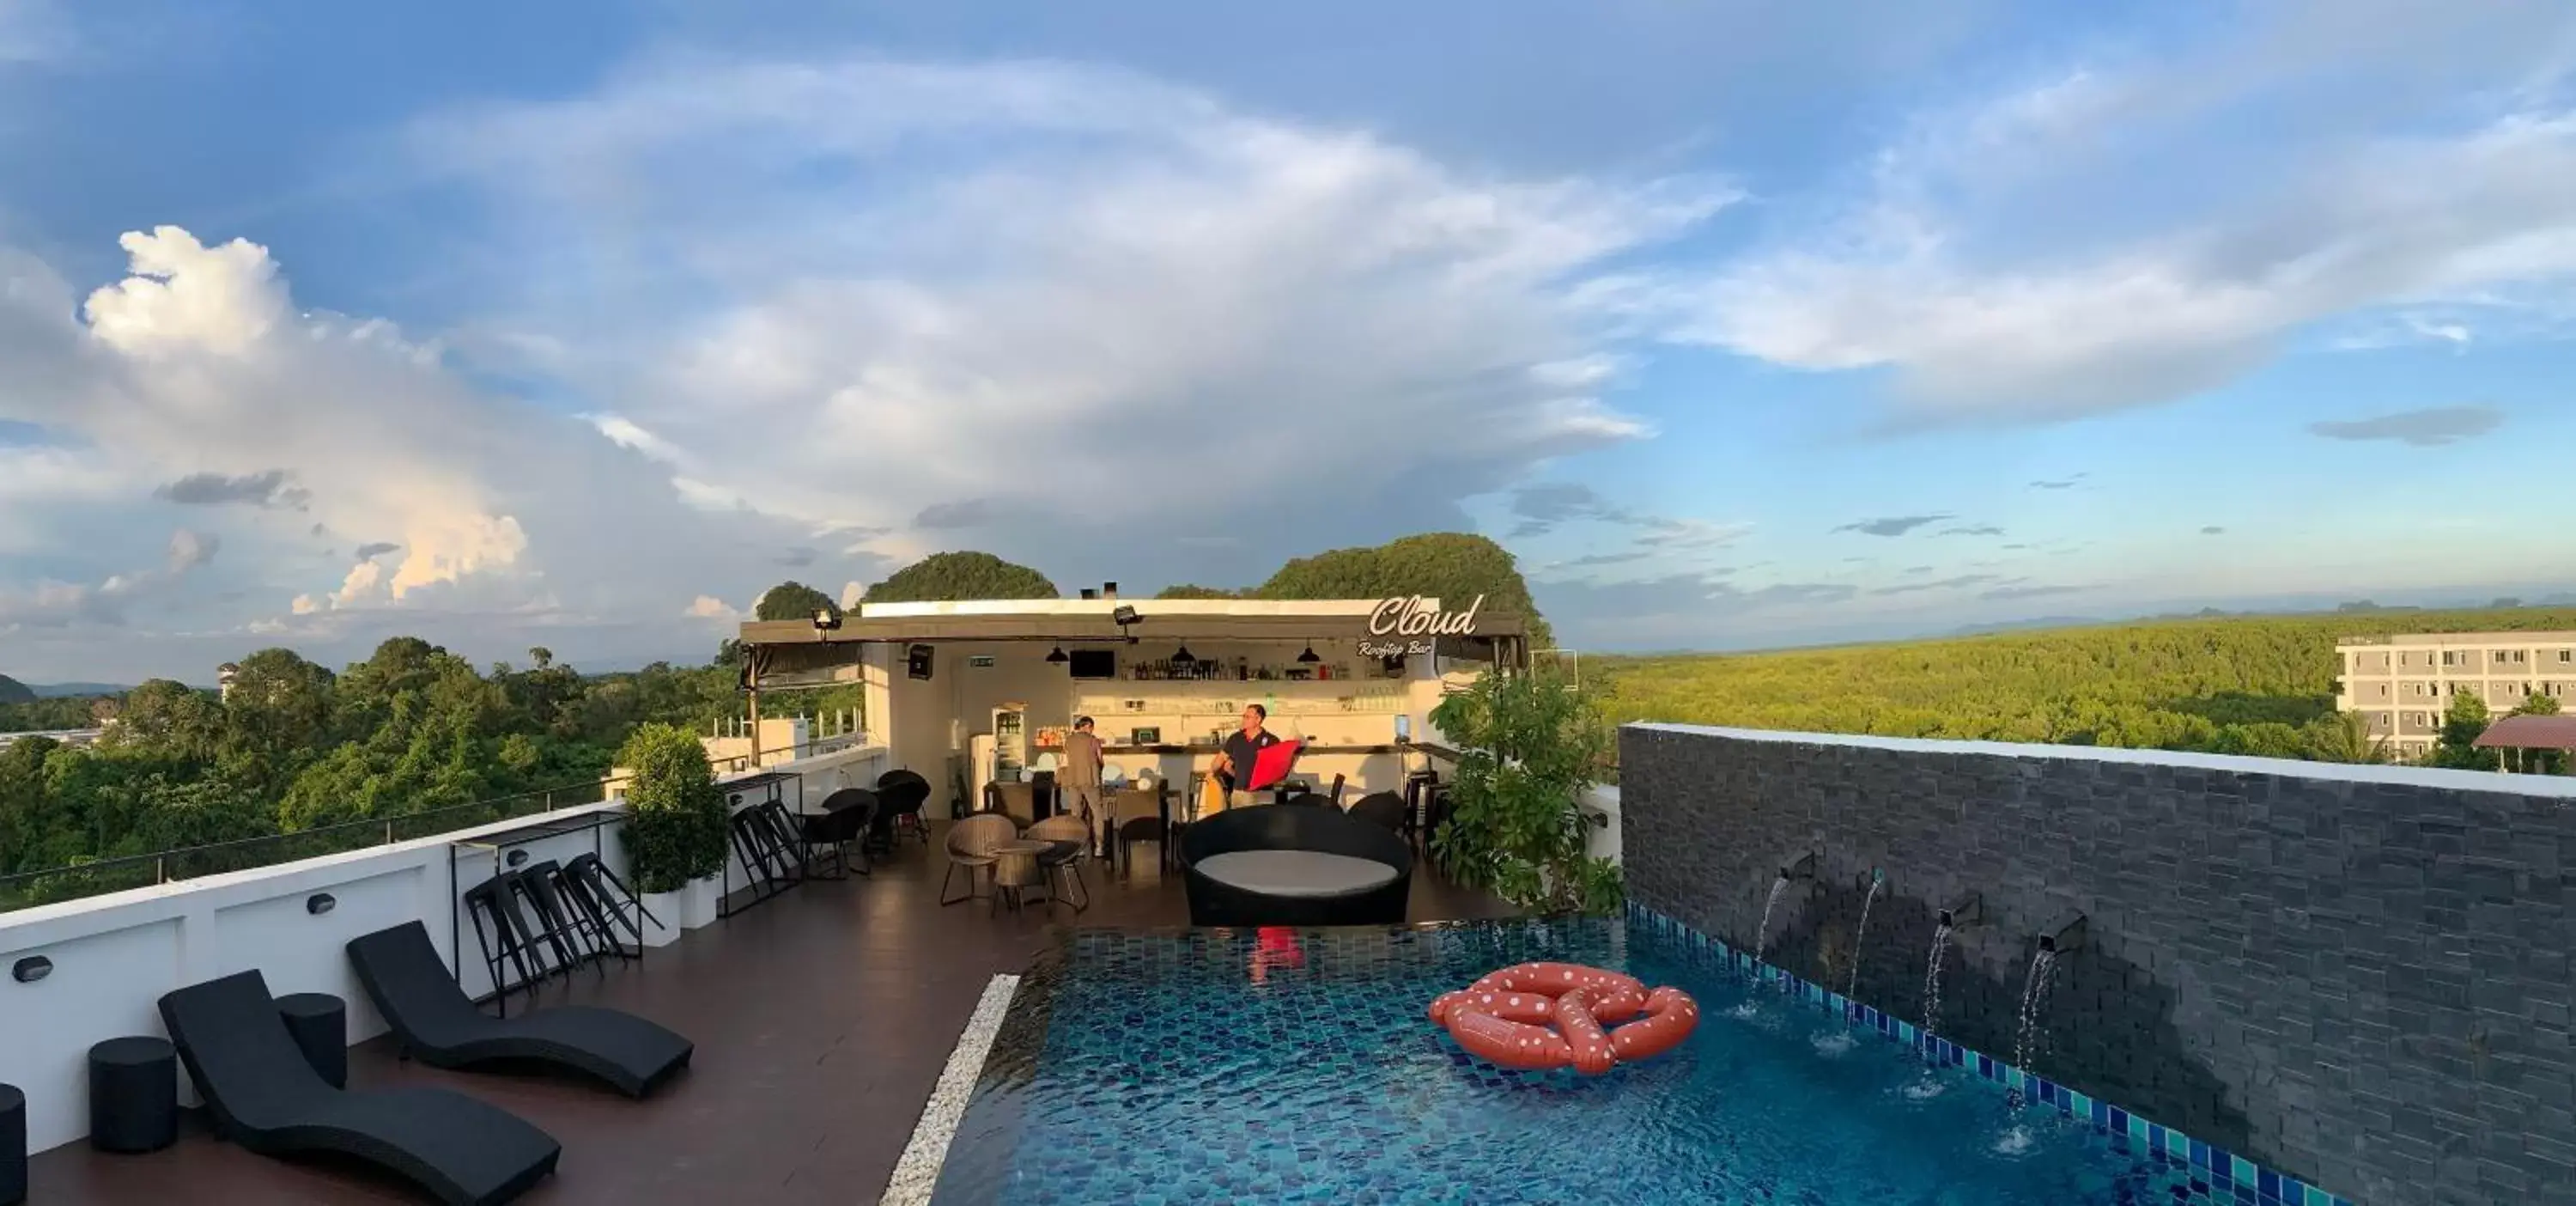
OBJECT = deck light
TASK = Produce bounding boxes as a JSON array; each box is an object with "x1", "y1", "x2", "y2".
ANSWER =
[
  {"x1": 813, "y1": 608, "x2": 841, "y2": 631},
  {"x1": 1111, "y1": 604, "x2": 1141, "y2": 626}
]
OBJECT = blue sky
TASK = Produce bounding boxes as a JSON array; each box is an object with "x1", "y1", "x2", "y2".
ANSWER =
[{"x1": 3, "y1": 0, "x2": 2573, "y2": 682}]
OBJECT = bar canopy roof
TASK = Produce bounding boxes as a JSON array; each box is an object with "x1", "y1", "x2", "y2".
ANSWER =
[{"x1": 737, "y1": 597, "x2": 1529, "y2": 691}]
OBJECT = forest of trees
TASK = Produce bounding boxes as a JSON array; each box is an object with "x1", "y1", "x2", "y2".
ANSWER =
[
  {"x1": 0, "y1": 644, "x2": 744, "y2": 903},
  {"x1": 1592, "y1": 606, "x2": 2576, "y2": 767},
  {"x1": 2, "y1": 534, "x2": 1552, "y2": 901}
]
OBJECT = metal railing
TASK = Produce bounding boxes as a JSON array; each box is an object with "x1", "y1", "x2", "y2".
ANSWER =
[{"x1": 0, "y1": 737, "x2": 839, "y2": 915}]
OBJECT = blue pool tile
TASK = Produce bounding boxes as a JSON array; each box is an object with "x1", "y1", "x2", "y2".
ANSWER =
[
  {"x1": 2090, "y1": 1099, "x2": 2110, "y2": 1127},
  {"x1": 2190, "y1": 1139, "x2": 2213, "y2": 1170},
  {"x1": 1977, "y1": 1053, "x2": 1995, "y2": 1078},
  {"x1": 2258, "y1": 1169, "x2": 2281, "y2": 1198},
  {"x1": 2233, "y1": 1155, "x2": 2257, "y2": 1185}
]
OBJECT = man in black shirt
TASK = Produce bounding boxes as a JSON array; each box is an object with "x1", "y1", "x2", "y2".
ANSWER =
[{"x1": 1210, "y1": 704, "x2": 1282, "y2": 809}]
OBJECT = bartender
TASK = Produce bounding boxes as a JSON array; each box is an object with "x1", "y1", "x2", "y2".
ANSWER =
[{"x1": 1208, "y1": 704, "x2": 1282, "y2": 809}]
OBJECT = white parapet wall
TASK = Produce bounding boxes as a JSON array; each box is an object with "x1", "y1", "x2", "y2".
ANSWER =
[
  {"x1": 0, "y1": 740, "x2": 887, "y2": 1156},
  {"x1": 0, "y1": 802, "x2": 626, "y2": 1154}
]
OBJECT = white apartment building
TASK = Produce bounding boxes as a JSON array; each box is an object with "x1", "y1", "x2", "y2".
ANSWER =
[{"x1": 2336, "y1": 630, "x2": 2576, "y2": 760}]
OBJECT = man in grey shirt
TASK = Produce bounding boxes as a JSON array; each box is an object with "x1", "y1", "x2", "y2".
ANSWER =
[{"x1": 1060, "y1": 716, "x2": 1108, "y2": 856}]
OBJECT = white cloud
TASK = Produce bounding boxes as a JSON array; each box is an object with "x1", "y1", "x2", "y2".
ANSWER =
[
  {"x1": 414, "y1": 55, "x2": 1733, "y2": 576},
  {"x1": 1653, "y1": 7, "x2": 2576, "y2": 424},
  {"x1": 0, "y1": 527, "x2": 219, "y2": 630},
  {"x1": 0, "y1": 223, "x2": 829, "y2": 675},
  {"x1": 684, "y1": 594, "x2": 743, "y2": 621}
]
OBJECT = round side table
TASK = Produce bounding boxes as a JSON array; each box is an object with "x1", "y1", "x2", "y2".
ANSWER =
[
  {"x1": 88, "y1": 1037, "x2": 177, "y2": 1154},
  {"x1": 2, "y1": 1081, "x2": 27, "y2": 1205},
  {"x1": 276, "y1": 993, "x2": 349, "y2": 1089},
  {"x1": 990, "y1": 840, "x2": 1047, "y2": 915}
]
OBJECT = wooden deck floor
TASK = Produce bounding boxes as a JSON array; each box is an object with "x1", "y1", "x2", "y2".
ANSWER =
[{"x1": 27, "y1": 825, "x2": 1511, "y2": 1204}]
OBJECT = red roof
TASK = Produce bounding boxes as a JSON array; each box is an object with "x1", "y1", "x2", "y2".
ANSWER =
[{"x1": 2473, "y1": 713, "x2": 2576, "y2": 752}]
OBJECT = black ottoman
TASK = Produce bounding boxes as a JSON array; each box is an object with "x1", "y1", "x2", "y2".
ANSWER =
[
  {"x1": 2, "y1": 1081, "x2": 26, "y2": 1205},
  {"x1": 277, "y1": 993, "x2": 349, "y2": 1089},
  {"x1": 88, "y1": 1037, "x2": 177, "y2": 1154}
]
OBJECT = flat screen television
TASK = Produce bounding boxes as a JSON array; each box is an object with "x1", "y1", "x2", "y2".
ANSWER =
[{"x1": 1067, "y1": 649, "x2": 1118, "y2": 679}]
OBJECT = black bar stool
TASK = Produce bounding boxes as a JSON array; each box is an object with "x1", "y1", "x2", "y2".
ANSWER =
[
  {"x1": 277, "y1": 993, "x2": 349, "y2": 1089},
  {"x1": 1, "y1": 1081, "x2": 26, "y2": 1206},
  {"x1": 88, "y1": 1037, "x2": 177, "y2": 1154}
]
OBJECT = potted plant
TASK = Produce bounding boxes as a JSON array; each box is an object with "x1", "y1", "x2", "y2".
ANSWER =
[
  {"x1": 616, "y1": 723, "x2": 730, "y2": 944},
  {"x1": 1427, "y1": 667, "x2": 1623, "y2": 915}
]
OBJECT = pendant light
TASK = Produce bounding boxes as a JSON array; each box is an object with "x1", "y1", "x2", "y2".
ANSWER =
[
  {"x1": 1045, "y1": 646, "x2": 1069, "y2": 664},
  {"x1": 1170, "y1": 645, "x2": 1196, "y2": 666},
  {"x1": 1296, "y1": 644, "x2": 1321, "y2": 664}
]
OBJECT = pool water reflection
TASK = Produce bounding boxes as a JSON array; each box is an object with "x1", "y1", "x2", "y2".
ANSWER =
[{"x1": 929, "y1": 918, "x2": 2215, "y2": 1205}]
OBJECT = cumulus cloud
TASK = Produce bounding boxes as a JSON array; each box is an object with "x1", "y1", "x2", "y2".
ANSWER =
[
  {"x1": 2306, "y1": 405, "x2": 2504, "y2": 447},
  {"x1": 412, "y1": 55, "x2": 1735, "y2": 587},
  {"x1": 0, "y1": 223, "x2": 823, "y2": 667},
  {"x1": 1938, "y1": 524, "x2": 2004, "y2": 537},
  {"x1": 0, "y1": 528, "x2": 219, "y2": 630},
  {"x1": 1834, "y1": 514, "x2": 1949, "y2": 537},
  {"x1": 684, "y1": 595, "x2": 743, "y2": 622},
  {"x1": 1649, "y1": 6, "x2": 2576, "y2": 423},
  {"x1": 2201, "y1": 526, "x2": 2227, "y2": 535}
]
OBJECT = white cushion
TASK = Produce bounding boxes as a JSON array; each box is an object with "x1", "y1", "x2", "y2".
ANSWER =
[{"x1": 1195, "y1": 850, "x2": 1398, "y2": 898}]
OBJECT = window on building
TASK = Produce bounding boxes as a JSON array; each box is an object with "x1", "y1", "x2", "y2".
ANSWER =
[
  {"x1": 2440, "y1": 651, "x2": 2456, "y2": 666},
  {"x1": 2559, "y1": 649, "x2": 2572, "y2": 663}
]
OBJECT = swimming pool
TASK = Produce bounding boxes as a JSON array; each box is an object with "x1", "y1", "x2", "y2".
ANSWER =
[{"x1": 928, "y1": 917, "x2": 2224, "y2": 1204}]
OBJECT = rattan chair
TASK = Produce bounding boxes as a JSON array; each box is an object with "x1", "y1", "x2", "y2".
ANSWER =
[
  {"x1": 1347, "y1": 791, "x2": 1407, "y2": 831},
  {"x1": 1109, "y1": 785, "x2": 1168, "y2": 875},
  {"x1": 1024, "y1": 813, "x2": 1092, "y2": 912},
  {"x1": 939, "y1": 813, "x2": 1023, "y2": 906}
]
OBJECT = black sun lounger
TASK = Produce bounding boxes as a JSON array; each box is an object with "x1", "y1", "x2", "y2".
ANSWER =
[
  {"x1": 158, "y1": 969, "x2": 560, "y2": 1206},
  {"x1": 347, "y1": 921, "x2": 694, "y2": 1099}
]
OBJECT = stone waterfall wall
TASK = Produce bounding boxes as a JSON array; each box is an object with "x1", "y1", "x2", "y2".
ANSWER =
[{"x1": 1619, "y1": 722, "x2": 2576, "y2": 1206}]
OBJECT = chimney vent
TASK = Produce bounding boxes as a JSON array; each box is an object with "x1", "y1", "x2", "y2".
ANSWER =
[
  {"x1": 1103, "y1": 582, "x2": 1119, "y2": 600},
  {"x1": 1079, "y1": 588, "x2": 1098, "y2": 600}
]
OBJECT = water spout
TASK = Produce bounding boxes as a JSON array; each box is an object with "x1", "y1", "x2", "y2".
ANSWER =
[
  {"x1": 1845, "y1": 869, "x2": 1885, "y2": 1000},
  {"x1": 2008, "y1": 941, "x2": 2068, "y2": 1108},
  {"x1": 1753, "y1": 875, "x2": 1790, "y2": 961},
  {"x1": 1918, "y1": 920, "x2": 1954, "y2": 1062},
  {"x1": 1779, "y1": 851, "x2": 1818, "y2": 881},
  {"x1": 1937, "y1": 892, "x2": 1983, "y2": 929},
  {"x1": 2039, "y1": 912, "x2": 2088, "y2": 954}
]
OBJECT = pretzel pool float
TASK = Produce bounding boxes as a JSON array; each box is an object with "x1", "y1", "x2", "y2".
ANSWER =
[{"x1": 1428, "y1": 962, "x2": 1699, "y2": 1075}]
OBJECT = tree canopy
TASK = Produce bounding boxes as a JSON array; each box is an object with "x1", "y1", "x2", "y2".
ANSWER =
[
  {"x1": 1595, "y1": 606, "x2": 2576, "y2": 767},
  {"x1": 1255, "y1": 533, "x2": 1552, "y2": 648},
  {"x1": 1153, "y1": 584, "x2": 1240, "y2": 600},
  {"x1": 0, "y1": 638, "x2": 749, "y2": 903},
  {"x1": 756, "y1": 580, "x2": 840, "y2": 622},
  {"x1": 861, "y1": 551, "x2": 1058, "y2": 603}
]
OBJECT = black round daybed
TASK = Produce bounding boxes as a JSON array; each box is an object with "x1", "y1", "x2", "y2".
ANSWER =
[{"x1": 1179, "y1": 804, "x2": 1414, "y2": 927}]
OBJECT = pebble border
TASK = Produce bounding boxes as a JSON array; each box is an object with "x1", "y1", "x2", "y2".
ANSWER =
[{"x1": 878, "y1": 972, "x2": 1021, "y2": 1206}]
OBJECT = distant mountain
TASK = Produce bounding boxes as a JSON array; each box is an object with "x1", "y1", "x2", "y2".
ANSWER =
[
  {"x1": 26, "y1": 682, "x2": 134, "y2": 698},
  {"x1": 1944, "y1": 615, "x2": 2105, "y2": 637},
  {"x1": 0, "y1": 675, "x2": 33, "y2": 705}
]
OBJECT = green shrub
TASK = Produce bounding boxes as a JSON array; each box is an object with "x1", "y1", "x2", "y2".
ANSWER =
[
  {"x1": 1430, "y1": 670, "x2": 1620, "y2": 914},
  {"x1": 617, "y1": 723, "x2": 728, "y2": 893}
]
